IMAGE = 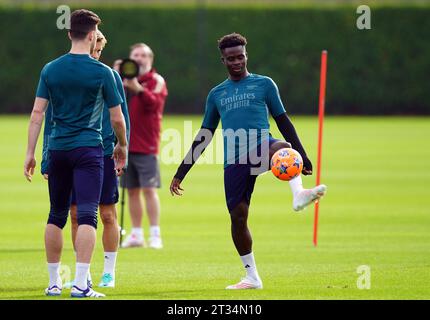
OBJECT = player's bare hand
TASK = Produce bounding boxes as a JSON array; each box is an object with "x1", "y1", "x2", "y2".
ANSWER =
[
  {"x1": 302, "y1": 156, "x2": 313, "y2": 175},
  {"x1": 170, "y1": 177, "x2": 184, "y2": 196},
  {"x1": 24, "y1": 155, "x2": 36, "y2": 182},
  {"x1": 113, "y1": 143, "x2": 127, "y2": 176},
  {"x1": 43, "y1": 174, "x2": 48, "y2": 180}
]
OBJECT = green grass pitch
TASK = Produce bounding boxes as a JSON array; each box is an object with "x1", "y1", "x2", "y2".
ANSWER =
[{"x1": 0, "y1": 115, "x2": 429, "y2": 300}]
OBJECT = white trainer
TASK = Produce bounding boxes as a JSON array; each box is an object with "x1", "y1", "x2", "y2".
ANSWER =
[
  {"x1": 70, "y1": 286, "x2": 105, "y2": 298},
  {"x1": 148, "y1": 236, "x2": 163, "y2": 249},
  {"x1": 226, "y1": 277, "x2": 263, "y2": 290},
  {"x1": 45, "y1": 285, "x2": 62, "y2": 296},
  {"x1": 293, "y1": 184, "x2": 327, "y2": 212},
  {"x1": 121, "y1": 233, "x2": 146, "y2": 248}
]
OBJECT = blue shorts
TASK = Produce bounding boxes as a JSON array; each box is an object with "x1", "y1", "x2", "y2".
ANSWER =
[
  {"x1": 71, "y1": 156, "x2": 119, "y2": 205},
  {"x1": 224, "y1": 136, "x2": 279, "y2": 212},
  {"x1": 47, "y1": 146, "x2": 103, "y2": 229}
]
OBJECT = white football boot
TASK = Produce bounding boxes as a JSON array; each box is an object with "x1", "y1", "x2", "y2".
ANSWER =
[
  {"x1": 293, "y1": 184, "x2": 327, "y2": 212},
  {"x1": 226, "y1": 277, "x2": 263, "y2": 290}
]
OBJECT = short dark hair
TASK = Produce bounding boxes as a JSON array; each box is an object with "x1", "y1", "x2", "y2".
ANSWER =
[
  {"x1": 69, "y1": 9, "x2": 101, "y2": 40},
  {"x1": 217, "y1": 33, "x2": 247, "y2": 51}
]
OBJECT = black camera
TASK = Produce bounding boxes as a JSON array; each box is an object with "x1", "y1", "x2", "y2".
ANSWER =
[{"x1": 119, "y1": 59, "x2": 139, "y2": 79}]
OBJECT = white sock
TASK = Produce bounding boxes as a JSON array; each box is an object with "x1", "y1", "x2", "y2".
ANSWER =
[
  {"x1": 240, "y1": 252, "x2": 260, "y2": 282},
  {"x1": 289, "y1": 175, "x2": 304, "y2": 197},
  {"x1": 87, "y1": 265, "x2": 92, "y2": 283},
  {"x1": 103, "y1": 252, "x2": 117, "y2": 276},
  {"x1": 75, "y1": 263, "x2": 90, "y2": 290},
  {"x1": 75, "y1": 251, "x2": 91, "y2": 283},
  {"x1": 132, "y1": 227, "x2": 143, "y2": 239},
  {"x1": 47, "y1": 262, "x2": 61, "y2": 288},
  {"x1": 150, "y1": 225, "x2": 161, "y2": 238}
]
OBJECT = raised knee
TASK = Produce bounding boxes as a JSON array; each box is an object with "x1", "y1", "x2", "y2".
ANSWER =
[
  {"x1": 272, "y1": 141, "x2": 292, "y2": 152},
  {"x1": 270, "y1": 141, "x2": 292, "y2": 161}
]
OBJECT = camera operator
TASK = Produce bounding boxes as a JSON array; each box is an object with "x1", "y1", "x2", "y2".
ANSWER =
[{"x1": 117, "y1": 43, "x2": 168, "y2": 249}]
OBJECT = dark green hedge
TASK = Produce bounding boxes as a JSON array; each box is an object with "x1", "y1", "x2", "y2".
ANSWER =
[{"x1": 0, "y1": 5, "x2": 429, "y2": 114}]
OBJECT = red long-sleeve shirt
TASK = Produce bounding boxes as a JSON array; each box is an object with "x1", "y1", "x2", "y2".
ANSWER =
[{"x1": 128, "y1": 69, "x2": 167, "y2": 154}]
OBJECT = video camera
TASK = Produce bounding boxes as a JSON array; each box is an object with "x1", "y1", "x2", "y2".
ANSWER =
[{"x1": 119, "y1": 59, "x2": 139, "y2": 79}]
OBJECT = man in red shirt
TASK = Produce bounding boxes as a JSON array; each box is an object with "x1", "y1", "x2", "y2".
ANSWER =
[{"x1": 119, "y1": 43, "x2": 168, "y2": 249}]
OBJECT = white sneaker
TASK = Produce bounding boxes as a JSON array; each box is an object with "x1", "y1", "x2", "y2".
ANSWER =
[
  {"x1": 71, "y1": 286, "x2": 105, "y2": 298},
  {"x1": 45, "y1": 285, "x2": 62, "y2": 296},
  {"x1": 121, "y1": 233, "x2": 145, "y2": 248},
  {"x1": 98, "y1": 273, "x2": 115, "y2": 288},
  {"x1": 148, "y1": 236, "x2": 163, "y2": 249},
  {"x1": 226, "y1": 277, "x2": 263, "y2": 290},
  {"x1": 293, "y1": 184, "x2": 327, "y2": 212}
]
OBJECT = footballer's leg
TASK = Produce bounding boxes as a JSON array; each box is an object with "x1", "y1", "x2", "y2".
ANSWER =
[
  {"x1": 226, "y1": 201, "x2": 263, "y2": 289},
  {"x1": 230, "y1": 201, "x2": 252, "y2": 257},
  {"x1": 98, "y1": 204, "x2": 118, "y2": 287},
  {"x1": 70, "y1": 146, "x2": 105, "y2": 298},
  {"x1": 62, "y1": 203, "x2": 78, "y2": 289},
  {"x1": 224, "y1": 164, "x2": 263, "y2": 290},
  {"x1": 98, "y1": 155, "x2": 120, "y2": 288},
  {"x1": 63, "y1": 198, "x2": 93, "y2": 289},
  {"x1": 269, "y1": 140, "x2": 327, "y2": 211},
  {"x1": 45, "y1": 149, "x2": 74, "y2": 296}
]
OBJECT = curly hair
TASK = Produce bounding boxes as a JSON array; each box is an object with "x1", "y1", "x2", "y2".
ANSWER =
[{"x1": 217, "y1": 33, "x2": 247, "y2": 51}]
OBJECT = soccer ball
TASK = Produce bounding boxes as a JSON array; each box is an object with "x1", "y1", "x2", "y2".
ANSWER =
[{"x1": 271, "y1": 148, "x2": 303, "y2": 181}]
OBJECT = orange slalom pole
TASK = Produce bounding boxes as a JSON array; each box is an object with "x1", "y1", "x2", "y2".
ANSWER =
[{"x1": 313, "y1": 50, "x2": 327, "y2": 247}]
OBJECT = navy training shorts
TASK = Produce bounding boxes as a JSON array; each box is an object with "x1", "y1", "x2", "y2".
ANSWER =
[
  {"x1": 224, "y1": 136, "x2": 279, "y2": 212},
  {"x1": 71, "y1": 156, "x2": 119, "y2": 206},
  {"x1": 47, "y1": 146, "x2": 103, "y2": 229}
]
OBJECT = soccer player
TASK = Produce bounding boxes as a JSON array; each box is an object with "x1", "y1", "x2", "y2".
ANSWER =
[
  {"x1": 41, "y1": 30, "x2": 130, "y2": 289},
  {"x1": 170, "y1": 33, "x2": 327, "y2": 290},
  {"x1": 23, "y1": 9, "x2": 128, "y2": 298}
]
